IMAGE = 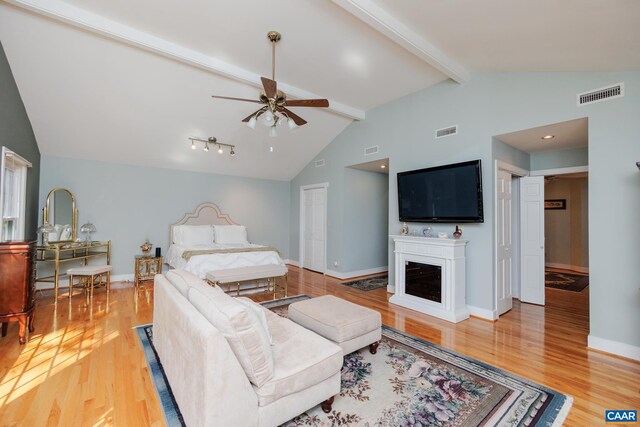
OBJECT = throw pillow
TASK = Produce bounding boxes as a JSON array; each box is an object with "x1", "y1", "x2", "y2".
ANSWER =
[{"x1": 188, "y1": 286, "x2": 274, "y2": 387}]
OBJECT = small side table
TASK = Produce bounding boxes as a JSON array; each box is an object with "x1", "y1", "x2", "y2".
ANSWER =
[{"x1": 135, "y1": 255, "x2": 162, "y2": 287}]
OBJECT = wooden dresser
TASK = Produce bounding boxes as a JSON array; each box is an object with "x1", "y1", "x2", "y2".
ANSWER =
[{"x1": 0, "y1": 241, "x2": 36, "y2": 344}]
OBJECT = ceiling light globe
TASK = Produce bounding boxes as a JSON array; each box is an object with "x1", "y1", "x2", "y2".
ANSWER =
[
  {"x1": 269, "y1": 126, "x2": 277, "y2": 137},
  {"x1": 287, "y1": 118, "x2": 298, "y2": 131},
  {"x1": 262, "y1": 110, "x2": 274, "y2": 126},
  {"x1": 246, "y1": 115, "x2": 257, "y2": 129}
]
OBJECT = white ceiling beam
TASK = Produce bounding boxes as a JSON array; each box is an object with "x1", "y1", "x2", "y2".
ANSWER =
[
  {"x1": 4, "y1": 0, "x2": 366, "y2": 121},
  {"x1": 332, "y1": 0, "x2": 470, "y2": 84}
]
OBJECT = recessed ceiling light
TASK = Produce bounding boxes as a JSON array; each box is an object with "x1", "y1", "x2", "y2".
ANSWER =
[
  {"x1": 380, "y1": 164, "x2": 386, "y2": 169},
  {"x1": 541, "y1": 135, "x2": 555, "y2": 140}
]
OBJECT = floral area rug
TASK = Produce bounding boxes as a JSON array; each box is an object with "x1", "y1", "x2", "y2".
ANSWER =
[
  {"x1": 135, "y1": 295, "x2": 572, "y2": 427},
  {"x1": 545, "y1": 271, "x2": 589, "y2": 292},
  {"x1": 341, "y1": 274, "x2": 388, "y2": 291},
  {"x1": 284, "y1": 327, "x2": 571, "y2": 426}
]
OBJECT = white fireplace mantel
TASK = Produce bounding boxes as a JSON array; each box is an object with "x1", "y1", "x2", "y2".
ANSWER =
[{"x1": 389, "y1": 235, "x2": 469, "y2": 323}]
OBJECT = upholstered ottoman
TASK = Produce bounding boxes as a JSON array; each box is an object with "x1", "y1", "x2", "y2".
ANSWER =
[{"x1": 288, "y1": 295, "x2": 382, "y2": 355}]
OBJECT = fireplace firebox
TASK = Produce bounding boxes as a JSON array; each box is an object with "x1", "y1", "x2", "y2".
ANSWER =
[{"x1": 405, "y1": 261, "x2": 442, "y2": 303}]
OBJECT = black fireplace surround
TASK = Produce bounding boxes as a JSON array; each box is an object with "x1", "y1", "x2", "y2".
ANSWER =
[{"x1": 405, "y1": 261, "x2": 442, "y2": 303}]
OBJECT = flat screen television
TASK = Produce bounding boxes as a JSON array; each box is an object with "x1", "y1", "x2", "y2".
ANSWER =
[{"x1": 397, "y1": 160, "x2": 484, "y2": 223}]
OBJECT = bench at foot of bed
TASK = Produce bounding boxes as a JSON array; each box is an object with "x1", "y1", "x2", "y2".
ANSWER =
[{"x1": 206, "y1": 265, "x2": 288, "y2": 299}]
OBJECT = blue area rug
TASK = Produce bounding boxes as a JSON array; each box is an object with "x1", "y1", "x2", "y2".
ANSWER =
[{"x1": 135, "y1": 296, "x2": 572, "y2": 427}]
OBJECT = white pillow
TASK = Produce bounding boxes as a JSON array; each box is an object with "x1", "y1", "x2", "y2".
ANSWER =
[
  {"x1": 237, "y1": 297, "x2": 273, "y2": 345},
  {"x1": 188, "y1": 285, "x2": 274, "y2": 387},
  {"x1": 173, "y1": 225, "x2": 214, "y2": 246},
  {"x1": 166, "y1": 269, "x2": 208, "y2": 296},
  {"x1": 214, "y1": 225, "x2": 248, "y2": 244}
]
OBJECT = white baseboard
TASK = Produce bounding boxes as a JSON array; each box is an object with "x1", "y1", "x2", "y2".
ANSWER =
[
  {"x1": 588, "y1": 335, "x2": 640, "y2": 361},
  {"x1": 467, "y1": 305, "x2": 498, "y2": 321},
  {"x1": 325, "y1": 266, "x2": 388, "y2": 280},
  {"x1": 545, "y1": 262, "x2": 589, "y2": 274},
  {"x1": 284, "y1": 259, "x2": 300, "y2": 267},
  {"x1": 111, "y1": 273, "x2": 134, "y2": 282}
]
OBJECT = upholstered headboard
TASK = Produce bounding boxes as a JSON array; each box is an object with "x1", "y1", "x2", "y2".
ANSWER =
[{"x1": 169, "y1": 203, "x2": 238, "y2": 244}]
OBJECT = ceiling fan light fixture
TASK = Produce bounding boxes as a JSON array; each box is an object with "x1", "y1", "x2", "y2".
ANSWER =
[
  {"x1": 269, "y1": 126, "x2": 277, "y2": 137},
  {"x1": 262, "y1": 110, "x2": 275, "y2": 126},
  {"x1": 246, "y1": 115, "x2": 258, "y2": 129},
  {"x1": 287, "y1": 117, "x2": 298, "y2": 131}
]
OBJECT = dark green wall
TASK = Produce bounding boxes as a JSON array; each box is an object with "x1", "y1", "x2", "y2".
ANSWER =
[{"x1": 0, "y1": 41, "x2": 40, "y2": 240}]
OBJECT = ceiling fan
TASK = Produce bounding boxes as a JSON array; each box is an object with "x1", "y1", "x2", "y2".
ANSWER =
[{"x1": 212, "y1": 31, "x2": 329, "y2": 136}]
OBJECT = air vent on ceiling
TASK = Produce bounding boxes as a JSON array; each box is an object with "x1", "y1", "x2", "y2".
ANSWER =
[
  {"x1": 435, "y1": 125, "x2": 458, "y2": 139},
  {"x1": 315, "y1": 159, "x2": 325, "y2": 167},
  {"x1": 577, "y1": 83, "x2": 624, "y2": 106},
  {"x1": 364, "y1": 145, "x2": 379, "y2": 156}
]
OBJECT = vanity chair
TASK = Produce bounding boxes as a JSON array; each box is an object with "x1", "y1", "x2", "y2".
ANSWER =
[{"x1": 67, "y1": 265, "x2": 112, "y2": 300}]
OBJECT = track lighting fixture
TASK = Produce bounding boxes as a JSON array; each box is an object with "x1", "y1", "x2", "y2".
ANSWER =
[{"x1": 188, "y1": 137, "x2": 236, "y2": 157}]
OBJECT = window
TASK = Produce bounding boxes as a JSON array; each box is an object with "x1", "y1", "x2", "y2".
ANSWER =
[{"x1": 0, "y1": 147, "x2": 31, "y2": 241}]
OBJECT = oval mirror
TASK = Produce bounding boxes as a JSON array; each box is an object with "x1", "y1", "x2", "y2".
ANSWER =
[{"x1": 43, "y1": 188, "x2": 77, "y2": 242}]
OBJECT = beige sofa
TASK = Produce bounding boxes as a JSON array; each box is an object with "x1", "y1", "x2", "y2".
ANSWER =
[{"x1": 153, "y1": 270, "x2": 342, "y2": 427}]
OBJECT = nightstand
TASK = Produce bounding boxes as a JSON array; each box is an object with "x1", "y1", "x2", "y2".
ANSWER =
[{"x1": 135, "y1": 255, "x2": 162, "y2": 287}]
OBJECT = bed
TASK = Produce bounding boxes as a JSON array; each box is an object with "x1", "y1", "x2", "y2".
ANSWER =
[{"x1": 165, "y1": 202, "x2": 286, "y2": 281}]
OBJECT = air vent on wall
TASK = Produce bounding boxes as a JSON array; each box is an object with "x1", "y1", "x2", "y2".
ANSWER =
[
  {"x1": 364, "y1": 145, "x2": 379, "y2": 156},
  {"x1": 435, "y1": 125, "x2": 458, "y2": 138},
  {"x1": 315, "y1": 159, "x2": 325, "y2": 167},
  {"x1": 577, "y1": 83, "x2": 624, "y2": 106}
]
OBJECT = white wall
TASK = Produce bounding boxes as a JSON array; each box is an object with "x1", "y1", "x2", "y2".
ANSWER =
[{"x1": 290, "y1": 71, "x2": 640, "y2": 355}]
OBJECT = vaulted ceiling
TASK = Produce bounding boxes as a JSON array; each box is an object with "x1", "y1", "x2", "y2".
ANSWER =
[{"x1": 1, "y1": 0, "x2": 638, "y2": 180}]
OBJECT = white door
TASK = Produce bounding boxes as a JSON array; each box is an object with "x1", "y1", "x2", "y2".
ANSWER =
[
  {"x1": 496, "y1": 170, "x2": 513, "y2": 315},
  {"x1": 302, "y1": 186, "x2": 326, "y2": 273},
  {"x1": 520, "y1": 176, "x2": 545, "y2": 305}
]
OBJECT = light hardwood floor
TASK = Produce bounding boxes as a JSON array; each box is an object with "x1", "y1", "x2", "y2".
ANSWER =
[{"x1": 1, "y1": 266, "x2": 638, "y2": 426}]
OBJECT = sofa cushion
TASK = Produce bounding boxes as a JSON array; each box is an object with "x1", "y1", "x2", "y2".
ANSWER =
[
  {"x1": 188, "y1": 285, "x2": 274, "y2": 387},
  {"x1": 253, "y1": 308, "x2": 342, "y2": 406},
  {"x1": 165, "y1": 269, "x2": 208, "y2": 297}
]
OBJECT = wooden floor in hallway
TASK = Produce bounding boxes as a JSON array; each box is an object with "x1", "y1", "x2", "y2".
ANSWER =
[{"x1": 0, "y1": 265, "x2": 638, "y2": 426}]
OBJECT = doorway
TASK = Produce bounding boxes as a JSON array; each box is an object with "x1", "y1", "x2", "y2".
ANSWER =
[
  {"x1": 299, "y1": 183, "x2": 328, "y2": 274},
  {"x1": 541, "y1": 172, "x2": 590, "y2": 301},
  {"x1": 494, "y1": 117, "x2": 589, "y2": 317}
]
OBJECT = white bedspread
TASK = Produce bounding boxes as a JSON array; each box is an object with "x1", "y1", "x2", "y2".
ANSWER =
[{"x1": 166, "y1": 243, "x2": 285, "y2": 279}]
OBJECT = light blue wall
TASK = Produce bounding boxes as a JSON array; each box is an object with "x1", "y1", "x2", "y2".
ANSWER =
[
  {"x1": 531, "y1": 147, "x2": 588, "y2": 170},
  {"x1": 492, "y1": 139, "x2": 530, "y2": 170},
  {"x1": 290, "y1": 71, "x2": 640, "y2": 350},
  {"x1": 341, "y1": 168, "x2": 388, "y2": 273},
  {"x1": 40, "y1": 156, "x2": 290, "y2": 275}
]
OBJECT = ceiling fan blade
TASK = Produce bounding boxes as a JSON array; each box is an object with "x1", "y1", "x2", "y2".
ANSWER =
[
  {"x1": 241, "y1": 107, "x2": 266, "y2": 122},
  {"x1": 261, "y1": 77, "x2": 277, "y2": 99},
  {"x1": 212, "y1": 95, "x2": 262, "y2": 104},
  {"x1": 285, "y1": 99, "x2": 329, "y2": 108},
  {"x1": 282, "y1": 108, "x2": 307, "y2": 126}
]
